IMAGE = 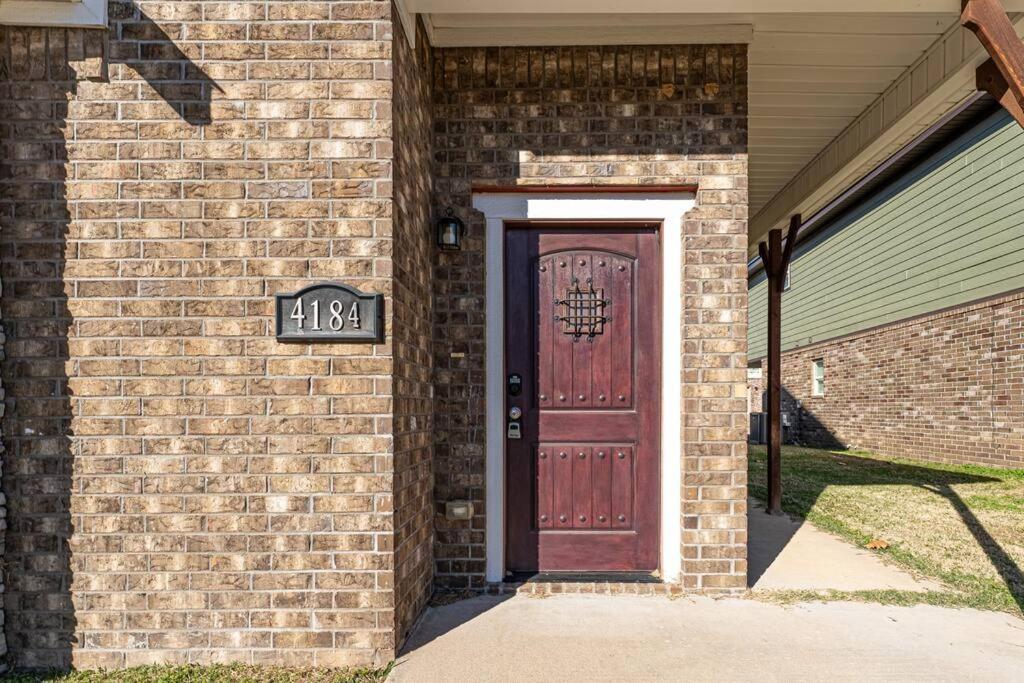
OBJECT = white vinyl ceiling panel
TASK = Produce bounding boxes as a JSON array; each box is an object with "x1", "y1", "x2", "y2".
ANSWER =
[{"x1": 745, "y1": 13, "x2": 954, "y2": 213}]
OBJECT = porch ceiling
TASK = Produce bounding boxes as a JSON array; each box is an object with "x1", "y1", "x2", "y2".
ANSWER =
[
  {"x1": 410, "y1": 1, "x2": 1024, "y2": 11},
  {"x1": 419, "y1": 10, "x2": 962, "y2": 222}
]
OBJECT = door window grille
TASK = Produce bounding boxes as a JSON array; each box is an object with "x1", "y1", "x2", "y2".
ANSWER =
[{"x1": 556, "y1": 278, "x2": 610, "y2": 342}]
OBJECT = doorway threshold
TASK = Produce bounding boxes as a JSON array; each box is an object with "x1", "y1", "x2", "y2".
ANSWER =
[
  {"x1": 489, "y1": 571, "x2": 679, "y2": 596},
  {"x1": 507, "y1": 571, "x2": 661, "y2": 584}
]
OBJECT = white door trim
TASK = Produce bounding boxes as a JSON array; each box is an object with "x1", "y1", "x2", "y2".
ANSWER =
[{"x1": 472, "y1": 191, "x2": 696, "y2": 583}]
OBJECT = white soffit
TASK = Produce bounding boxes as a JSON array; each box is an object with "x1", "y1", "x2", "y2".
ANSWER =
[
  {"x1": 395, "y1": 0, "x2": 417, "y2": 48},
  {"x1": 412, "y1": 1, "x2": 1024, "y2": 10},
  {"x1": 427, "y1": 15, "x2": 754, "y2": 46},
  {"x1": 750, "y1": 14, "x2": 1023, "y2": 251},
  {"x1": 746, "y1": 13, "x2": 957, "y2": 215},
  {"x1": 0, "y1": 0, "x2": 106, "y2": 27}
]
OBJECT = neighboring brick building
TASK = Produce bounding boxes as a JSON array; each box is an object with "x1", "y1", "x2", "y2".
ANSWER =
[
  {"x1": 0, "y1": 0, "x2": 749, "y2": 670},
  {"x1": 748, "y1": 108, "x2": 1024, "y2": 469}
]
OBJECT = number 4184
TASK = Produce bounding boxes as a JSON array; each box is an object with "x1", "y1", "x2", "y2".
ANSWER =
[{"x1": 290, "y1": 299, "x2": 360, "y2": 331}]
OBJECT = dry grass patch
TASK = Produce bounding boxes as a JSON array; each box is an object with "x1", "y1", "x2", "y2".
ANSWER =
[{"x1": 749, "y1": 446, "x2": 1024, "y2": 616}]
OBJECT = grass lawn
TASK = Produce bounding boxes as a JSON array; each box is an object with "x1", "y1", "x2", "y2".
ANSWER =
[
  {"x1": 749, "y1": 445, "x2": 1024, "y2": 616},
  {"x1": 0, "y1": 663, "x2": 392, "y2": 683}
]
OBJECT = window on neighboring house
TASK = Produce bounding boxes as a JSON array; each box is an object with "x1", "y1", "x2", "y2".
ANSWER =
[
  {"x1": 0, "y1": 0, "x2": 107, "y2": 28},
  {"x1": 812, "y1": 358, "x2": 825, "y2": 397},
  {"x1": 783, "y1": 265, "x2": 791, "y2": 292}
]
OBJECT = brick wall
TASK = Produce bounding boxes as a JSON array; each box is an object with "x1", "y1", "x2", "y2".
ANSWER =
[
  {"x1": 391, "y1": 13, "x2": 434, "y2": 645},
  {"x1": 0, "y1": 0, "x2": 402, "y2": 667},
  {"x1": 0, "y1": 12, "x2": 752, "y2": 668},
  {"x1": 431, "y1": 45, "x2": 750, "y2": 591},
  {"x1": 750, "y1": 290, "x2": 1024, "y2": 468}
]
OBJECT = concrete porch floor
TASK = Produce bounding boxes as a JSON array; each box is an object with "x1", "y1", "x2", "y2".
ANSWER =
[
  {"x1": 392, "y1": 593, "x2": 1024, "y2": 681},
  {"x1": 746, "y1": 498, "x2": 941, "y2": 592},
  {"x1": 392, "y1": 509, "x2": 1021, "y2": 681}
]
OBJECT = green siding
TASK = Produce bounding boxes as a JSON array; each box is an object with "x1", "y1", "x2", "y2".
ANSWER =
[{"x1": 749, "y1": 110, "x2": 1024, "y2": 360}]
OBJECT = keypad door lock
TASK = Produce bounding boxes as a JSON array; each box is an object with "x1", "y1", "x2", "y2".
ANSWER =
[{"x1": 507, "y1": 373, "x2": 522, "y2": 396}]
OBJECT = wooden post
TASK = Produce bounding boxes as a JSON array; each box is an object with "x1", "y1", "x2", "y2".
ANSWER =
[
  {"x1": 962, "y1": 0, "x2": 1024, "y2": 129},
  {"x1": 757, "y1": 215, "x2": 801, "y2": 515},
  {"x1": 764, "y1": 230, "x2": 783, "y2": 514}
]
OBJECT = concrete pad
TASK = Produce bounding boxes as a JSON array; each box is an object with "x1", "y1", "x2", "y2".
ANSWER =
[
  {"x1": 747, "y1": 499, "x2": 942, "y2": 592},
  {"x1": 393, "y1": 594, "x2": 1024, "y2": 682}
]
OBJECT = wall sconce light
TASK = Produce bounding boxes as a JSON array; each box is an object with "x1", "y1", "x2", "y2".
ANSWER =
[{"x1": 436, "y1": 208, "x2": 465, "y2": 251}]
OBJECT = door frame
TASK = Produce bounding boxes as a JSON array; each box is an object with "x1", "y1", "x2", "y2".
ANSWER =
[{"x1": 472, "y1": 189, "x2": 697, "y2": 583}]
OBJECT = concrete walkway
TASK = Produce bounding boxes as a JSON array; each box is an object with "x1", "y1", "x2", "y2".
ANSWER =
[
  {"x1": 393, "y1": 594, "x2": 1024, "y2": 681},
  {"x1": 747, "y1": 499, "x2": 941, "y2": 592}
]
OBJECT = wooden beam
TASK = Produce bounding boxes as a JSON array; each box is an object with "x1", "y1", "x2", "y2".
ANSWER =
[
  {"x1": 764, "y1": 230, "x2": 784, "y2": 516},
  {"x1": 759, "y1": 214, "x2": 801, "y2": 515},
  {"x1": 977, "y1": 57, "x2": 1024, "y2": 125},
  {"x1": 962, "y1": 0, "x2": 1024, "y2": 127}
]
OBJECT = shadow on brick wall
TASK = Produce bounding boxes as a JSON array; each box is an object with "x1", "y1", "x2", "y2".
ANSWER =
[
  {"x1": 108, "y1": 2, "x2": 220, "y2": 125},
  {"x1": 781, "y1": 387, "x2": 845, "y2": 450},
  {"x1": 0, "y1": 3, "x2": 214, "y2": 669}
]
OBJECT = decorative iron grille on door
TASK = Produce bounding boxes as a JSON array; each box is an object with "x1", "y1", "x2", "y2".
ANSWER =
[{"x1": 556, "y1": 277, "x2": 610, "y2": 342}]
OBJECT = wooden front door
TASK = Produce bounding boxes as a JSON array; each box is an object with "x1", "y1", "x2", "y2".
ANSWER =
[{"x1": 505, "y1": 225, "x2": 660, "y2": 573}]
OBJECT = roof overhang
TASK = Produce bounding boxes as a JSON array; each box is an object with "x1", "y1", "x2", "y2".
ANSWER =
[
  {"x1": 749, "y1": 11, "x2": 1024, "y2": 256},
  {"x1": 423, "y1": 15, "x2": 754, "y2": 47},
  {"x1": 406, "y1": 1, "x2": 1024, "y2": 12},
  {"x1": 0, "y1": 0, "x2": 107, "y2": 28},
  {"x1": 403, "y1": 1, "x2": 1024, "y2": 253}
]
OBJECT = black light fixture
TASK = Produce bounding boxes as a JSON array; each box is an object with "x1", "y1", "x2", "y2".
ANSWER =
[{"x1": 436, "y1": 207, "x2": 465, "y2": 251}]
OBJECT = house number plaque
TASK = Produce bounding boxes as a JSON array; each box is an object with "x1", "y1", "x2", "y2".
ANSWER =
[{"x1": 275, "y1": 283, "x2": 384, "y2": 343}]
